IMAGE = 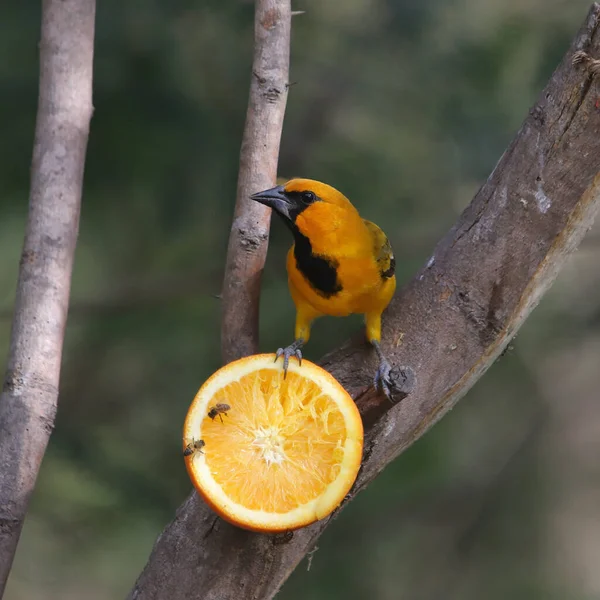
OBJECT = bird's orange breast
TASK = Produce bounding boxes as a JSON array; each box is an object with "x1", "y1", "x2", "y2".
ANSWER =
[{"x1": 286, "y1": 244, "x2": 395, "y2": 318}]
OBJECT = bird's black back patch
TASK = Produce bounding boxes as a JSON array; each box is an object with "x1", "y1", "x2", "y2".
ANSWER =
[{"x1": 293, "y1": 230, "x2": 342, "y2": 298}]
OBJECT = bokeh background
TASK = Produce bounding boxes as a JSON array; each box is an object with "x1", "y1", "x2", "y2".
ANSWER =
[{"x1": 2, "y1": 0, "x2": 600, "y2": 598}]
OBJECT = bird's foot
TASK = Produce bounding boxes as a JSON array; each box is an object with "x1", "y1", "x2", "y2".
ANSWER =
[
  {"x1": 370, "y1": 341, "x2": 418, "y2": 402},
  {"x1": 275, "y1": 339, "x2": 304, "y2": 378},
  {"x1": 374, "y1": 355, "x2": 393, "y2": 401},
  {"x1": 371, "y1": 340, "x2": 394, "y2": 400},
  {"x1": 572, "y1": 50, "x2": 600, "y2": 75}
]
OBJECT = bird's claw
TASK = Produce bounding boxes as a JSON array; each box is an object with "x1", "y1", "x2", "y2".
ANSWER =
[
  {"x1": 374, "y1": 357, "x2": 393, "y2": 401},
  {"x1": 275, "y1": 344, "x2": 303, "y2": 378}
]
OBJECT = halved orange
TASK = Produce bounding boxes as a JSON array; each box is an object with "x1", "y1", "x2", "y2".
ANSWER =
[{"x1": 183, "y1": 353, "x2": 363, "y2": 532}]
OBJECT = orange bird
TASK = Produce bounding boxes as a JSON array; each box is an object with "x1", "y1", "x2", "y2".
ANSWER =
[{"x1": 251, "y1": 178, "x2": 396, "y2": 397}]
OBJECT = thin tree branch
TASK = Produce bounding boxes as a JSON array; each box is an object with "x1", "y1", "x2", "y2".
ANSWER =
[
  {"x1": 0, "y1": 0, "x2": 95, "y2": 594},
  {"x1": 128, "y1": 4, "x2": 600, "y2": 600},
  {"x1": 220, "y1": 0, "x2": 291, "y2": 364}
]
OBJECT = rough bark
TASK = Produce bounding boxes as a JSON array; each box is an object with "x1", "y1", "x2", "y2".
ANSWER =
[
  {"x1": 128, "y1": 4, "x2": 600, "y2": 600},
  {"x1": 220, "y1": 0, "x2": 291, "y2": 364},
  {"x1": 0, "y1": 0, "x2": 95, "y2": 595}
]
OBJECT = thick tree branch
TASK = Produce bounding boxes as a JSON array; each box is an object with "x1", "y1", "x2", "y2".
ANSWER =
[
  {"x1": 129, "y1": 4, "x2": 600, "y2": 600},
  {"x1": 0, "y1": 0, "x2": 95, "y2": 594},
  {"x1": 220, "y1": 0, "x2": 291, "y2": 364}
]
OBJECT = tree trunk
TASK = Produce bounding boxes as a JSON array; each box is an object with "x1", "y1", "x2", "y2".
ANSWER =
[{"x1": 0, "y1": 0, "x2": 95, "y2": 594}]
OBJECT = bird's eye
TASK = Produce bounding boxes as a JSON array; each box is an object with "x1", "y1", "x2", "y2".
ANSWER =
[{"x1": 301, "y1": 191, "x2": 316, "y2": 203}]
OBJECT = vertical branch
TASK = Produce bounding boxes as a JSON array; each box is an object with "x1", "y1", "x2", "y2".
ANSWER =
[
  {"x1": 0, "y1": 0, "x2": 95, "y2": 594},
  {"x1": 128, "y1": 3, "x2": 291, "y2": 598},
  {"x1": 221, "y1": 0, "x2": 291, "y2": 364}
]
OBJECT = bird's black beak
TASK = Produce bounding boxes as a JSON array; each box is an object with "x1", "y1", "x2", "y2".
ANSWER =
[{"x1": 250, "y1": 185, "x2": 292, "y2": 221}]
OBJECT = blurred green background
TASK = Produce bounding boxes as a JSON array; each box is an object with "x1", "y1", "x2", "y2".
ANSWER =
[{"x1": 2, "y1": 0, "x2": 600, "y2": 598}]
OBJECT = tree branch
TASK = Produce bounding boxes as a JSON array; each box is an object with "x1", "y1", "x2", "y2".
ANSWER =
[
  {"x1": 128, "y1": 4, "x2": 600, "y2": 600},
  {"x1": 220, "y1": 0, "x2": 291, "y2": 364},
  {"x1": 0, "y1": 0, "x2": 95, "y2": 594}
]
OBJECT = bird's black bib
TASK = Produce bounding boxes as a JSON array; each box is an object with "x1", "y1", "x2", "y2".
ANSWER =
[{"x1": 293, "y1": 231, "x2": 342, "y2": 298}]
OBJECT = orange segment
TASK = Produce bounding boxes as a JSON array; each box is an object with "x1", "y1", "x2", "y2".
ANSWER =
[{"x1": 183, "y1": 354, "x2": 363, "y2": 532}]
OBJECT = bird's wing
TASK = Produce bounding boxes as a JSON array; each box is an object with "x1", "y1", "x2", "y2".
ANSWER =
[{"x1": 363, "y1": 219, "x2": 395, "y2": 279}]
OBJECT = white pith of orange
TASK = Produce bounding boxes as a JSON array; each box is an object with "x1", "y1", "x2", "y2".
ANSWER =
[{"x1": 183, "y1": 354, "x2": 363, "y2": 532}]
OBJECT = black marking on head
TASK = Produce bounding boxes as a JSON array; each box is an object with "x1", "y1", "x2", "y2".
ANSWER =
[
  {"x1": 284, "y1": 190, "x2": 320, "y2": 221},
  {"x1": 293, "y1": 229, "x2": 342, "y2": 298},
  {"x1": 382, "y1": 255, "x2": 395, "y2": 279}
]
